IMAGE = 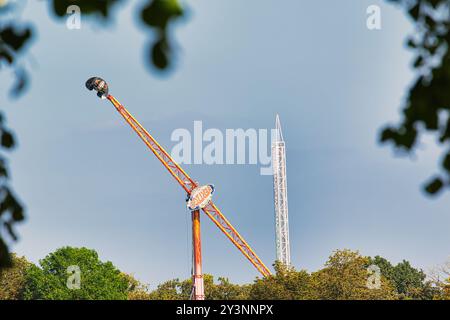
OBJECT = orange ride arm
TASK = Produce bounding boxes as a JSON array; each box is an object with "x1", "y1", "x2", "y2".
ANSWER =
[
  {"x1": 202, "y1": 202, "x2": 272, "y2": 277},
  {"x1": 106, "y1": 94, "x2": 272, "y2": 277},
  {"x1": 107, "y1": 95, "x2": 197, "y2": 193}
]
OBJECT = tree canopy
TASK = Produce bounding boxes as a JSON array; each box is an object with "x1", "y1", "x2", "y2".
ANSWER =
[
  {"x1": 0, "y1": 247, "x2": 448, "y2": 300},
  {"x1": 22, "y1": 247, "x2": 130, "y2": 300},
  {"x1": 309, "y1": 250, "x2": 397, "y2": 300},
  {"x1": 369, "y1": 255, "x2": 437, "y2": 299},
  {"x1": 248, "y1": 262, "x2": 312, "y2": 300},
  {"x1": 0, "y1": 253, "x2": 30, "y2": 299}
]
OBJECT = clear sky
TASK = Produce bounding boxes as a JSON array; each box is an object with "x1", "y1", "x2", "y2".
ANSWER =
[{"x1": 1, "y1": 0, "x2": 449, "y2": 287}]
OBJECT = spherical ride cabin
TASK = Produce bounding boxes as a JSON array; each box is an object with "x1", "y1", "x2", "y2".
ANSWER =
[{"x1": 86, "y1": 77, "x2": 109, "y2": 99}]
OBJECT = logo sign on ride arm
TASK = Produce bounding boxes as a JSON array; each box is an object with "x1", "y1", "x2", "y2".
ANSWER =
[{"x1": 187, "y1": 185, "x2": 215, "y2": 211}]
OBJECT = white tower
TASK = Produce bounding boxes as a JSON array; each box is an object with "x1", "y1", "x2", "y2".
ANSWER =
[{"x1": 272, "y1": 115, "x2": 291, "y2": 266}]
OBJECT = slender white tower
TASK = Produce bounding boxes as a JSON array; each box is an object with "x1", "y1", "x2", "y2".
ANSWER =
[{"x1": 272, "y1": 115, "x2": 291, "y2": 266}]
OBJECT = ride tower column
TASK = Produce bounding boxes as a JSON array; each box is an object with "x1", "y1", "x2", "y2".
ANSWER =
[{"x1": 191, "y1": 209, "x2": 205, "y2": 300}]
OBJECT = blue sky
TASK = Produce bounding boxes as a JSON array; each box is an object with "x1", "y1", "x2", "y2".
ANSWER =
[{"x1": 1, "y1": 0, "x2": 449, "y2": 287}]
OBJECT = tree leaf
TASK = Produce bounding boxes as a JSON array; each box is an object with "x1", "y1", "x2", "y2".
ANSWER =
[{"x1": 424, "y1": 177, "x2": 444, "y2": 195}]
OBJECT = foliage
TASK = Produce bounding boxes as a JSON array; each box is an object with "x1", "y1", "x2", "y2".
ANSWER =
[
  {"x1": 22, "y1": 247, "x2": 129, "y2": 300},
  {"x1": 120, "y1": 272, "x2": 152, "y2": 300},
  {"x1": 0, "y1": 247, "x2": 447, "y2": 300},
  {"x1": 192, "y1": 275, "x2": 251, "y2": 300},
  {"x1": 369, "y1": 255, "x2": 433, "y2": 299},
  {"x1": 443, "y1": 278, "x2": 450, "y2": 299},
  {"x1": 430, "y1": 258, "x2": 450, "y2": 300},
  {"x1": 147, "y1": 250, "x2": 444, "y2": 300},
  {"x1": 0, "y1": 12, "x2": 28, "y2": 268},
  {"x1": 310, "y1": 250, "x2": 397, "y2": 300},
  {"x1": 0, "y1": 253, "x2": 32, "y2": 299},
  {"x1": 382, "y1": 0, "x2": 450, "y2": 195},
  {"x1": 140, "y1": 0, "x2": 184, "y2": 70},
  {"x1": 206, "y1": 277, "x2": 251, "y2": 300},
  {"x1": 0, "y1": 164, "x2": 24, "y2": 268},
  {"x1": 148, "y1": 278, "x2": 186, "y2": 300},
  {"x1": 442, "y1": 260, "x2": 450, "y2": 299},
  {"x1": 47, "y1": 0, "x2": 184, "y2": 70},
  {"x1": 248, "y1": 261, "x2": 312, "y2": 300},
  {"x1": 148, "y1": 274, "x2": 250, "y2": 300},
  {"x1": 0, "y1": 20, "x2": 33, "y2": 97}
]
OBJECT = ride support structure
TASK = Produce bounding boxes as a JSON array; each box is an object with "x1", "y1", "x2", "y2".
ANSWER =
[{"x1": 86, "y1": 77, "x2": 271, "y2": 300}]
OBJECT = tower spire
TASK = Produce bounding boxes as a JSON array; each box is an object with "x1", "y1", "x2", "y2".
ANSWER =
[
  {"x1": 272, "y1": 114, "x2": 291, "y2": 266},
  {"x1": 275, "y1": 114, "x2": 284, "y2": 142}
]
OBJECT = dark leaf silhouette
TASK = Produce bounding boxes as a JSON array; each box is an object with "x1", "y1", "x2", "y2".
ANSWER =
[
  {"x1": 151, "y1": 38, "x2": 170, "y2": 70},
  {"x1": 141, "y1": 0, "x2": 183, "y2": 29},
  {"x1": 381, "y1": 0, "x2": 450, "y2": 194},
  {"x1": 1, "y1": 130, "x2": 14, "y2": 149},
  {"x1": 0, "y1": 26, "x2": 32, "y2": 52},
  {"x1": 424, "y1": 177, "x2": 444, "y2": 195},
  {"x1": 140, "y1": 0, "x2": 184, "y2": 70},
  {"x1": 0, "y1": 238, "x2": 11, "y2": 268},
  {"x1": 50, "y1": 0, "x2": 123, "y2": 18}
]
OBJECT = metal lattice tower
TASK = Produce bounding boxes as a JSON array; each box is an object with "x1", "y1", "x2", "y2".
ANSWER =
[{"x1": 272, "y1": 114, "x2": 291, "y2": 266}]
